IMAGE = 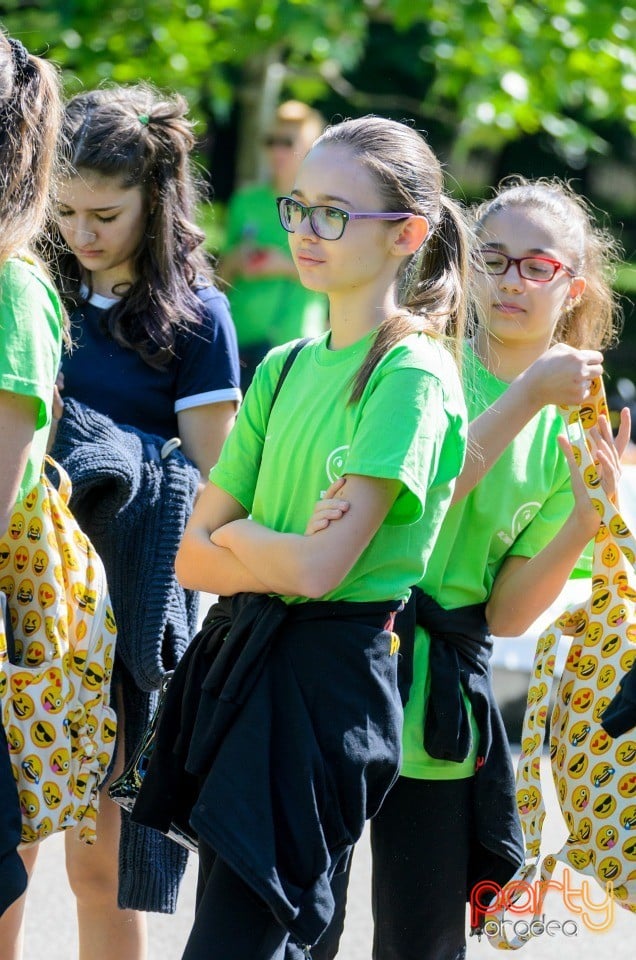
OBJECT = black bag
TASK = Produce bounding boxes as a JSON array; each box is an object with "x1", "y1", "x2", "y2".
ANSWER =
[{"x1": 108, "y1": 671, "x2": 198, "y2": 851}]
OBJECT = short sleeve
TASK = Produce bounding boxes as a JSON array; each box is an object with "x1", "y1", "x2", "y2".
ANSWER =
[
  {"x1": 173, "y1": 286, "x2": 242, "y2": 412},
  {"x1": 0, "y1": 259, "x2": 62, "y2": 428},
  {"x1": 344, "y1": 364, "x2": 466, "y2": 525},
  {"x1": 208, "y1": 344, "x2": 290, "y2": 512}
]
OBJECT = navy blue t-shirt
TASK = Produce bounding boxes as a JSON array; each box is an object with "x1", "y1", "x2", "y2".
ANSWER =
[{"x1": 62, "y1": 285, "x2": 241, "y2": 439}]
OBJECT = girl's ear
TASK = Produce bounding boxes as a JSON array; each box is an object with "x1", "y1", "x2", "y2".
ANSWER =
[
  {"x1": 567, "y1": 275, "x2": 586, "y2": 307},
  {"x1": 392, "y1": 215, "x2": 429, "y2": 256}
]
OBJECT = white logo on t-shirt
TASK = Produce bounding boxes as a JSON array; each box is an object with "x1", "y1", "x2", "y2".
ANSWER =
[
  {"x1": 497, "y1": 501, "x2": 541, "y2": 546},
  {"x1": 325, "y1": 445, "x2": 349, "y2": 484}
]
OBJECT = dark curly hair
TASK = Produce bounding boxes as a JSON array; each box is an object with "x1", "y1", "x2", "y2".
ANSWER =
[{"x1": 50, "y1": 83, "x2": 214, "y2": 367}]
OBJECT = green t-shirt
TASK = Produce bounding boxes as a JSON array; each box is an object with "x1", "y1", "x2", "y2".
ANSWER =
[
  {"x1": 223, "y1": 183, "x2": 328, "y2": 347},
  {"x1": 401, "y1": 347, "x2": 578, "y2": 780},
  {"x1": 0, "y1": 257, "x2": 63, "y2": 506},
  {"x1": 210, "y1": 330, "x2": 467, "y2": 604}
]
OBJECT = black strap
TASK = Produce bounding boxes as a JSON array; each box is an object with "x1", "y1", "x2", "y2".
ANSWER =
[{"x1": 269, "y1": 338, "x2": 311, "y2": 416}]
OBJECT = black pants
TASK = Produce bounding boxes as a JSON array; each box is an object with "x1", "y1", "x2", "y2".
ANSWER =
[
  {"x1": 182, "y1": 840, "x2": 292, "y2": 960},
  {"x1": 311, "y1": 775, "x2": 474, "y2": 960}
]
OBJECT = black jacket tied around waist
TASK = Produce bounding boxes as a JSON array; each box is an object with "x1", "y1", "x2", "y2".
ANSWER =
[{"x1": 132, "y1": 591, "x2": 404, "y2": 947}]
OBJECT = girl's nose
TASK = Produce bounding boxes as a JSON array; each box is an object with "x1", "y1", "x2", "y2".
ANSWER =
[{"x1": 75, "y1": 227, "x2": 97, "y2": 243}]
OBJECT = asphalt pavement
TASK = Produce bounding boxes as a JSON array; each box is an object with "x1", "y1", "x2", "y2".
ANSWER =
[{"x1": 17, "y1": 591, "x2": 636, "y2": 957}]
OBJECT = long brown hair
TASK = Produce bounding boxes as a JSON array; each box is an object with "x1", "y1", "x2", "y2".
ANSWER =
[
  {"x1": 0, "y1": 34, "x2": 63, "y2": 265},
  {"x1": 474, "y1": 177, "x2": 622, "y2": 351},
  {"x1": 313, "y1": 116, "x2": 474, "y2": 403},
  {"x1": 50, "y1": 83, "x2": 214, "y2": 368}
]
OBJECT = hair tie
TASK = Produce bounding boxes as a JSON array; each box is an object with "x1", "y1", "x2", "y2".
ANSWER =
[
  {"x1": 8, "y1": 37, "x2": 31, "y2": 79},
  {"x1": 138, "y1": 114, "x2": 150, "y2": 126}
]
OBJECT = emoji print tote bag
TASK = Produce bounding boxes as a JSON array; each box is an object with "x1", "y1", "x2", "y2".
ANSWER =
[
  {"x1": 0, "y1": 457, "x2": 117, "y2": 845},
  {"x1": 484, "y1": 379, "x2": 636, "y2": 949}
]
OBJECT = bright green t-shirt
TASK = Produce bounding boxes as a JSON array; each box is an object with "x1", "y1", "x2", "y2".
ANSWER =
[
  {"x1": 210, "y1": 331, "x2": 467, "y2": 604},
  {"x1": 223, "y1": 183, "x2": 328, "y2": 347},
  {"x1": 401, "y1": 347, "x2": 578, "y2": 780},
  {"x1": 0, "y1": 257, "x2": 63, "y2": 507}
]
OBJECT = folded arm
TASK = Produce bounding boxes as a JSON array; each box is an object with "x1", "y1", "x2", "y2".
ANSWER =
[
  {"x1": 454, "y1": 344, "x2": 605, "y2": 504},
  {"x1": 210, "y1": 474, "x2": 401, "y2": 599}
]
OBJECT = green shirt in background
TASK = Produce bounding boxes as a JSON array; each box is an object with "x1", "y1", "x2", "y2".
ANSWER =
[
  {"x1": 210, "y1": 331, "x2": 467, "y2": 605},
  {"x1": 401, "y1": 347, "x2": 583, "y2": 780},
  {"x1": 223, "y1": 183, "x2": 328, "y2": 348},
  {"x1": 0, "y1": 257, "x2": 63, "y2": 505}
]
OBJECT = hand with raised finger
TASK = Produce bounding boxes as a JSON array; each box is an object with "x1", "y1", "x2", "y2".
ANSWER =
[{"x1": 304, "y1": 477, "x2": 350, "y2": 535}]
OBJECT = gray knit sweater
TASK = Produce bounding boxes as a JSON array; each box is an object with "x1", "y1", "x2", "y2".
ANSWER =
[{"x1": 50, "y1": 397, "x2": 199, "y2": 913}]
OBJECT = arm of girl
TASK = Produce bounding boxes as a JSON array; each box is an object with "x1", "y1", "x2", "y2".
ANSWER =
[
  {"x1": 211, "y1": 474, "x2": 401, "y2": 599},
  {"x1": 175, "y1": 482, "x2": 273, "y2": 595},
  {"x1": 177, "y1": 401, "x2": 237, "y2": 478},
  {"x1": 486, "y1": 414, "x2": 624, "y2": 637},
  {"x1": 452, "y1": 344, "x2": 605, "y2": 504},
  {"x1": 0, "y1": 391, "x2": 39, "y2": 534}
]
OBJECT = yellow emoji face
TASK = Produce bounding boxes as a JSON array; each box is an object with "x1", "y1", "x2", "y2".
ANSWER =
[
  {"x1": 26, "y1": 517, "x2": 42, "y2": 542},
  {"x1": 567, "y1": 847, "x2": 595, "y2": 869},
  {"x1": 601, "y1": 634, "x2": 621, "y2": 657},
  {"x1": 620, "y1": 805, "x2": 636, "y2": 830},
  {"x1": 20, "y1": 754, "x2": 43, "y2": 785},
  {"x1": 8, "y1": 513, "x2": 24, "y2": 540},
  {"x1": 567, "y1": 751, "x2": 589, "y2": 779},
  {"x1": 560, "y1": 682, "x2": 575, "y2": 711},
  {"x1": 22, "y1": 611, "x2": 42, "y2": 640},
  {"x1": 41, "y1": 682, "x2": 64, "y2": 715},
  {"x1": 621, "y1": 650, "x2": 636, "y2": 673},
  {"x1": 516, "y1": 786, "x2": 540, "y2": 814},
  {"x1": 592, "y1": 762, "x2": 615, "y2": 788},
  {"x1": 31, "y1": 548, "x2": 49, "y2": 576},
  {"x1": 6, "y1": 724, "x2": 24, "y2": 753},
  {"x1": 102, "y1": 716, "x2": 117, "y2": 743},
  {"x1": 73, "y1": 529, "x2": 90, "y2": 554},
  {"x1": 16, "y1": 578, "x2": 34, "y2": 605},
  {"x1": 601, "y1": 542, "x2": 620, "y2": 567},
  {"x1": 615, "y1": 741, "x2": 636, "y2": 766},
  {"x1": 38, "y1": 581, "x2": 57, "y2": 610},
  {"x1": 622, "y1": 837, "x2": 636, "y2": 861},
  {"x1": 591, "y1": 588, "x2": 612, "y2": 615},
  {"x1": 0, "y1": 574, "x2": 15, "y2": 599},
  {"x1": 593, "y1": 793, "x2": 616, "y2": 819},
  {"x1": 23, "y1": 488, "x2": 38, "y2": 512},
  {"x1": 571, "y1": 686, "x2": 595, "y2": 713},
  {"x1": 72, "y1": 583, "x2": 97, "y2": 614},
  {"x1": 104, "y1": 606, "x2": 117, "y2": 634},
  {"x1": 569, "y1": 721, "x2": 591, "y2": 748},
  {"x1": 585, "y1": 620, "x2": 603, "y2": 647},
  {"x1": 0, "y1": 542, "x2": 10, "y2": 570},
  {"x1": 577, "y1": 654, "x2": 598, "y2": 680},
  {"x1": 598, "y1": 855, "x2": 621, "y2": 882},
  {"x1": 572, "y1": 785, "x2": 590, "y2": 811},
  {"x1": 593, "y1": 696, "x2": 612, "y2": 723},
  {"x1": 49, "y1": 747, "x2": 70, "y2": 776},
  {"x1": 590, "y1": 729, "x2": 612, "y2": 755},
  {"x1": 42, "y1": 780, "x2": 62, "y2": 808},
  {"x1": 617, "y1": 773, "x2": 636, "y2": 799},
  {"x1": 12, "y1": 692, "x2": 35, "y2": 719},
  {"x1": 13, "y1": 546, "x2": 29, "y2": 573},
  {"x1": 30, "y1": 719, "x2": 55, "y2": 748},
  {"x1": 597, "y1": 825, "x2": 619, "y2": 850},
  {"x1": 597, "y1": 664, "x2": 616, "y2": 690},
  {"x1": 607, "y1": 603, "x2": 628, "y2": 627},
  {"x1": 609, "y1": 515, "x2": 630, "y2": 539},
  {"x1": 19, "y1": 788, "x2": 40, "y2": 820},
  {"x1": 62, "y1": 543, "x2": 79, "y2": 570}
]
